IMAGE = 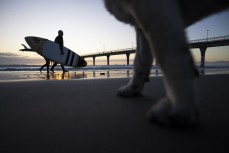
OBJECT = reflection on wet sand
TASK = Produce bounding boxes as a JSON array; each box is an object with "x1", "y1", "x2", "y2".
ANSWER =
[
  {"x1": 47, "y1": 72, "x2": 87, "y2": 80},
  {"x1": 0, "y1": 69, "x2": 161, "y2": 81},
  {"x1": 44, "y1": 69, "x2": 161, "y2": 80},
  {"x1": 1, "y1": 67, "x2": 229, "y2": 82},
  {"x1": 0, "y1": 69, "x2": 163, "y2": 81}
]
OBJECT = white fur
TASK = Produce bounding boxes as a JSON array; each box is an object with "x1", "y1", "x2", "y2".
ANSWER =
[{"x1": 104, "y1": 0, "x2": 229, "y2": 126}]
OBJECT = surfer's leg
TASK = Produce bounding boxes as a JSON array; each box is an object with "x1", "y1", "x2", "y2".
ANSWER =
[
  {"x1": 50, "y1": 62, "x2": 57, "y2": 72},
  {"x1": 40, "y1": 63, "x2": 47, "y2": 72},
  {"x1": 61, "y1": 64, "x2": 68, "y2": 73},
  {"x1": 40, "y1": 58, "x2": 49, "y2": 72},
  {"x1": 118, "y1": 28, "x2": 153, "y2": 97},
  {"x1": 46, "y1": 59, "x2": 50, "y2": 74}
]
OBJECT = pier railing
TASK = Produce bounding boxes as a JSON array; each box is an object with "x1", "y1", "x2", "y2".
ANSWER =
[
  {"x1": 82, "y1": 35, "x2": 229, "y2": 57},
  {"x1": 189, "y1": 35, "x2": 229, "y2": 43},
  {"x1": 82, "y1": 47, "x2": 136, "y2": 57}
]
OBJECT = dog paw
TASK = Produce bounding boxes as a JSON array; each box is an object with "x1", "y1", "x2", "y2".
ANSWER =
[
  {"x1": 117, "y1": 84, "x2": 142, "y2": 97},
  {"x1": 147, "y1": 98, "x2": 199, "y2": 126}
]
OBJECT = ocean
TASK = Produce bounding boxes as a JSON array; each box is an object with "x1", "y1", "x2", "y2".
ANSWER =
[{"x1": 0, "y1": 62, "x2": 229, "y2": 81}]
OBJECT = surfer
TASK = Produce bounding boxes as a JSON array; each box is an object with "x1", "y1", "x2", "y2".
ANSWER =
[{"x1": 50, "y1": 30, "x2": 68, "y2": 73}]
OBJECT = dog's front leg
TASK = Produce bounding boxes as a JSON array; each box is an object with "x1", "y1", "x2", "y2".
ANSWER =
[
  {"x1": 130, "y1": 0, "x2": 199, "y2": 125},
  {"x1": 118, "y1": 28, "x2": 153, "y2": 97}
]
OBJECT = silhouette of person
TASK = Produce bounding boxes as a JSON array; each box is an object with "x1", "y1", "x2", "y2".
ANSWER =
[{"x1": 50, "y1": 30, "x2": 68, "y2": 73}]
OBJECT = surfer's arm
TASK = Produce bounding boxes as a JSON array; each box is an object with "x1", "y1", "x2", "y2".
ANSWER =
[
  {"x1": 59, "y1": 45, "x2": 64, "y2": 55},
  {"x1": 59, "y1": 38, "x2": 64, "y2": 55}
]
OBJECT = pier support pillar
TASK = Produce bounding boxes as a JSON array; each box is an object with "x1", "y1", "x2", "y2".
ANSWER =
[
  {"x1": 93, "y1": 57, "x2": 96, "y2": 66},
  {"x1": 200, "y1": 47, "x2": 207, "y2": 68},
  {"x1": 126, "y1": 53, "x2": 130, "y2": 65},
  {"x1": 107, "y1": 55, "x2": 110, "y2": 65}
]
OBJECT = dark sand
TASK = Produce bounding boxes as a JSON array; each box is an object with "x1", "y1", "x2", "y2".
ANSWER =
[{"x1": 0, "y1": 75, "x2": 229, "y2": 153}]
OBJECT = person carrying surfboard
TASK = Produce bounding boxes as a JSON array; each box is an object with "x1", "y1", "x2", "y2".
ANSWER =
[{"x1": 50, "y1": 30, "x2": 68, "y2": 73}]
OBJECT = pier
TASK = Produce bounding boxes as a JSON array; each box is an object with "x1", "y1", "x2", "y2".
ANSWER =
[
  {"x1": 82, "y1": 48, "x2": 135, "y2": 66},
  {"x1": 81, "y1": 35, "x2": 229, "y2": 68},
  {"x1": 189, "y1": 35, "x2": 229, "y2": 68}
]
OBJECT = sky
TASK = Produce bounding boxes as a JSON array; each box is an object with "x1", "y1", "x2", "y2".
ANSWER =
[{"x1": 0, "y1": 0, "x2": 229, "y2": 65}]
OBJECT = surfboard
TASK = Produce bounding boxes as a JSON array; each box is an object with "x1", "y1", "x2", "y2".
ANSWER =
[{"x1": 24, "y1": 36, "x2": 87, "y2": 67}]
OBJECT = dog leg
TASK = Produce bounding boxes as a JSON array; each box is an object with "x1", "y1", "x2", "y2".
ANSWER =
[
  {"x1": 131, "y1": 0, "x2": 199, "y2": 125},
  {"x1": 118, "y1": 28, "x2": 153, "y2": 97}
]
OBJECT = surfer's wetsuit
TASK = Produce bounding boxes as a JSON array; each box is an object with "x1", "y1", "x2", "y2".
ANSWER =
[
  {"x1": 54, "y1": 35, "x2": 64, "y2": 52},
  {"x1": 50, "y1": 34, "x2": 68, "y2": 73}
]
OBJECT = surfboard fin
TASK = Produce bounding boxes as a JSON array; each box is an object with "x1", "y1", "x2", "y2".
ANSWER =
[
  {"x1": 19, "y1": 44, "x2": 34, "y2": 52},
  {"x1": 22, "y1": 44, "x2": 28, "y2": 49}
]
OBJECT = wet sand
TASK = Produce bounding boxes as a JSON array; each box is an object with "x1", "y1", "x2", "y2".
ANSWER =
[
  {"x1": 0, "y1": 75, "x2": 229, "y2": 153},
  {"x1": 0, "y1": 70, "x2": 136, "y2": 81}
]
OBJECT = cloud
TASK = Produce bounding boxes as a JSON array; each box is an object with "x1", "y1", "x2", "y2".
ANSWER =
[
  {"x1": 0, "y1": 52, "x2": 43, "y2": 65},
  {"x1": 0, "y1": 52, "x2": 21, "y2": 58}
]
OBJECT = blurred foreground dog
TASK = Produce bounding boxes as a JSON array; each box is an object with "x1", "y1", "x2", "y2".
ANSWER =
[{"x1": 104, "y1": 0, "x2": 229, "y2": 126}]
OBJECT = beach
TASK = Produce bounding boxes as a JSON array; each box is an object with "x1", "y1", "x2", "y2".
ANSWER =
[
  {"x1": 0, "y1": 74, "x2": 229, "y2": 153},
  {"x1": 1, "y1": 0, "x2": 229, "y2": 151}
]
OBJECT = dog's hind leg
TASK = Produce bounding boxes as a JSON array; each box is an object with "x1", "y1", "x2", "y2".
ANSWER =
[
  {"x1": 131, "y1": 0, "x2": 199, "y2": 125},
  {"x1": 118, "y1": 28, "x2": 153, "y2": 97}
]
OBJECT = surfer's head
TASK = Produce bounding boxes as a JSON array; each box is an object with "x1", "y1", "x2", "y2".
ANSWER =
[{"x1": 58, "y1": 30, "x2": 64, "y2": 36}]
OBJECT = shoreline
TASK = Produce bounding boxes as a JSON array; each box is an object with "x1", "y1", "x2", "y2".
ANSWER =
[
  {"x1": 1, "y1": 62, "x2": 229, "y2": 81},
  {"x1": 0, "y1": 68, "x2": 229, "y2": 82},
  {"x1": 0, "y1": 70, "x2": 162, "y2": 81}
]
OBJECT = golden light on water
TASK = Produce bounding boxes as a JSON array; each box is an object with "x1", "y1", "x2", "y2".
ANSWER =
[{"x1": 49, "y1": 72, "x2": 87, "y2": 80}]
